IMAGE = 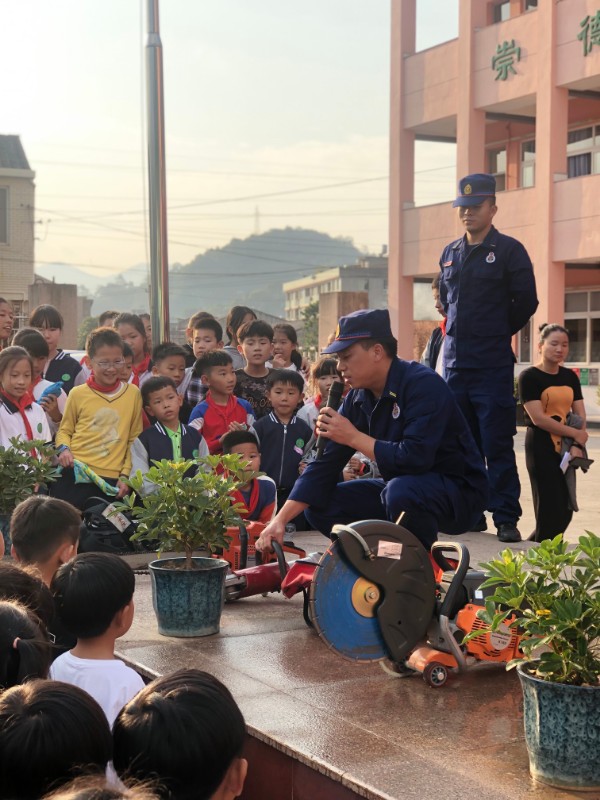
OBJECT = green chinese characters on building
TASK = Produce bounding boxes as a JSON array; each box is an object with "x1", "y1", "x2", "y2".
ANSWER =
[
  {"x1": 492, "y1": 40, "x2": 521, "y2": 81},
  {"x1": 578, "y1": 12, "x2": 600, "y2": 57}
]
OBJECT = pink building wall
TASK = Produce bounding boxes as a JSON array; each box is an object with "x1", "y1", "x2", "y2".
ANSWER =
[{"x1": 389, "y1": 0, "x2": 600, "y2": 365}]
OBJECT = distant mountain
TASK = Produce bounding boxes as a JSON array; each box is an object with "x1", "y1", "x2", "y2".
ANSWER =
[
  {"x1": 36, "y1": 263, "x2": 146, "y2": 298},
  {"x1": 90, "y1": 228, "x2": 363, "y2": 319}
]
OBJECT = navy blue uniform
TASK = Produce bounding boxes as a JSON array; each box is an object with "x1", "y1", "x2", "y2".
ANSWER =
[
  {"x1": 439, "y1": 225, "x2": 538, "y2": 527},
  {"x1": 289, "y1": 358, "x2": 488, "y2": 548}
]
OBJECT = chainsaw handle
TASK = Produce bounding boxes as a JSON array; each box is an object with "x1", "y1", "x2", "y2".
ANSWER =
[
  {"x1": 431, "y1": 542, "x2": 470, "y2": 619},
  {"x1": 254, "y1": 540, "x2": 288, "y2": 582}
]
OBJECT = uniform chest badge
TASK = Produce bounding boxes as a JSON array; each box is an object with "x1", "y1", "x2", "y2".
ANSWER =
[
  {"x1": 486, "y1": 252, "x2": 496, "y2": 263},
  {"x1": 392, "y1": 403, "x2": 400, "y2": 419}
]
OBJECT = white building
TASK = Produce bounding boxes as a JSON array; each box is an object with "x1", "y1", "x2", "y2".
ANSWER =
[{"x1": 283, "y1": 257, "x2": 388, "y2": 322}]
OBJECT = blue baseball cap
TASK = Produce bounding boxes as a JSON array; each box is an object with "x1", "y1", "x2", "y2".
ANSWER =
[
  {"x1": 452, "y1": 173, "x2": 496, "y2": 207},
  {"x1": 322, "y1": 309, "x2": 393, "y2": 354}
]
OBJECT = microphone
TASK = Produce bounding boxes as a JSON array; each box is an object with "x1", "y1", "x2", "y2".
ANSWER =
[{"x1": 315, "y1": 380, "x2": 345, "y2": 459}]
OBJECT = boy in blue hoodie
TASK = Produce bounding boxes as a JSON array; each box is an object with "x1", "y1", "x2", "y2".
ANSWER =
[{"x1": 253, "y1": 370, "x2": 311, "y2": 522}]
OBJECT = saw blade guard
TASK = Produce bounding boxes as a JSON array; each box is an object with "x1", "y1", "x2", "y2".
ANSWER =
[{"x1": 311, "y1": 520, "x2": 436, "y2": 663}]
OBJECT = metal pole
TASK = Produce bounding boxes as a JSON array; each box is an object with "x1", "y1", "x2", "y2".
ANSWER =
[{"x1": 145, "y1": 0, "x2": 170, "y2": 343}]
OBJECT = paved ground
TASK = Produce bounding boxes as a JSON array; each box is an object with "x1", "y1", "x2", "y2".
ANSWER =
[{"x1": 117, "y1": 429, "x2": 599, "y2": 800}]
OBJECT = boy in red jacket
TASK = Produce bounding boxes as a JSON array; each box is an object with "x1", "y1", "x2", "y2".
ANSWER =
[{"x1": 188, "y1": 351, "x2": 254, "y2": 454}]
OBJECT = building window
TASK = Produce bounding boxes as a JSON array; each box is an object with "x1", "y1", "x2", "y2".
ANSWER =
[
  {"x1": 566, "y1": 126, "x2": 600, "y2": 178},
  {"x1": 0, "y1": 187, "x2": 8, "y2": 244},
  {"x1": 488, "y1": 147, "x2": 507, "y2": 191},
  {"x1": 521, "y1": 140, "x2": 535, "y2": 188},
  {"x1": 564, "y1": 290, "x2": 600, "y2": 364},
  {"x1": 492, "y1": 2, "x2": 511, "y2": 23},
  {"x1": 518, "y1": 320, "x2": 532, "y2": 364},
  {"x1": 525, "y1": 0, "x2": 538, "y2": 10}
]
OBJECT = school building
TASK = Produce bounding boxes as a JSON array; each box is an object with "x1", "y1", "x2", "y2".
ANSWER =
[{"x1": 389, "y1": 0, "x2": 600, "y2": 400}]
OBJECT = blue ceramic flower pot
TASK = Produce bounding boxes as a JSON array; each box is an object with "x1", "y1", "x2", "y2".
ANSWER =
[
  {"x1": 518, "y1": 665, "x2": 600, "y2": 791},
  {"x1": 149, "y1": 557, "x2": 229, "y2": 638}
]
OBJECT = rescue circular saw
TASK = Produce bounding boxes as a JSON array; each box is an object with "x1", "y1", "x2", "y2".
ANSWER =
[{"x1": 309, "y1": 520, "x2": 436, "y2": 663}]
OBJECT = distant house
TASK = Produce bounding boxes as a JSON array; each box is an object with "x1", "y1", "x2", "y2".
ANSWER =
[
  {"x1": 0, "y1": 136, "x2": 35, "y2": 323},
  {"x1": 283, "y1": 257, "x2": 388, "y2": 323}
]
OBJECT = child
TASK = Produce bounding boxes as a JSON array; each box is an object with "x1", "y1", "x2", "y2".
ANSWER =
[
  {"x1": 0, "y1": 561, "x2": 54, "y2": 628},
  {"x1": 10, "y1": 495, "x2": 81, "y2": 587},
  {"x1": 113, "y1": 668, "x2": 247, "y2": 800},
  {"x1": 119, "y1": 343, "x2": 134, "y2": 383},
  {"x1": 50, "y1": 552, "x2": 145, "y2": 726},
  {"x1": 0, "y1": 346, "x2": 51, "y2": 449},
  {"x1": 184, "y1": 316, "x2": 224, "y2": 409},
  {"x1": 297, "y1": 357, "x2": 343, "y2": 431},
  {"x1": 114, "y1": 313, "x2": 152, "y2": 387},
  {"x1": 182, "y1": 310, "x2": 216, "y2": 367},
  {"x1": 41, "y1": 776, "x2": 161, "y2": 799},
  {"x1": 224, "y1": 305, "x2": 256, "y2": 370},
  {"x1": 189, "y1": 351, "x2": 254, "y2": 454},
  {"x1": 12, "y1": 327, "x2": 68, "y2": 436},
  {"x1": 53, "y1": 327, "x2": 143, "y2": 510},
  {"x1": 0, "y1": 600, "x2": 53, "y2": 688},
  {"x1": 98, "y1": 310, "x2": 120, "y2": 327},
  {"x1": 29, "y1": 304, "x2": 83, "y2": 394},
  {"x1": 0, "y1": 679, "x2": 112, "y2": 799},
  {"x1": 271, "y1": 323, "x2": 301, "y2": 371},
  {"x1": 0, "y1": 296, "x2": 14, "y2": 345},
  {"x1": 11, "y1": 495, "x2": 83, "y2": 654},
  {"x1": 131, "y1": 376, "x2": 209, "y2": 495},
  {"x1": 151, "y1": 342, "x2": 192, "y2": 421},
  {"x1": 221, "y1": 430, "x2": 276, "y2": 523},
  {"x1": 234, "y1": 319, "x2": 274, "y2": 419},
  {"x1": 253, "y1": 370, "x2": 311, "y2": 518},
  {"x1": 139, "y1": 312, "x2": 152, "y2": 348}
]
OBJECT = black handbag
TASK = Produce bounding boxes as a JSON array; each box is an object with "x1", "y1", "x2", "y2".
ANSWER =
[{"x1": 78, "y1": 496, "x2": 151, "y2": 555}]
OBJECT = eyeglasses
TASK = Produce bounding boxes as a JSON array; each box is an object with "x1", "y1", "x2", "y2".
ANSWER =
[{"x1": 94, "y1": 360, "x2": 125, "y2": 369}]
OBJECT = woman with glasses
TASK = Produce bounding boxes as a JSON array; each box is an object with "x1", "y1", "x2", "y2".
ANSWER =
[{"x1": 52, "y1": 327, "x2": 143, "y2": 510}]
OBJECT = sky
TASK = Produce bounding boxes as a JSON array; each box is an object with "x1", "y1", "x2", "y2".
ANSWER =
[{"x1": 1, "y1": 0, "x2": 458, "y2": 286}]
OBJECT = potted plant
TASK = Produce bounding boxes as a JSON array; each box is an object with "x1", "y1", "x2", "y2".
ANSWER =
[
  {"x1": 474, "y1": 533, "x2": 600, "y2": 790},
  {"x1": 0, "y1": 437, "x2": 60, "y2": 551},
  {"x1": 118, "y1": 454, "x2": 250, "y2": 638}
]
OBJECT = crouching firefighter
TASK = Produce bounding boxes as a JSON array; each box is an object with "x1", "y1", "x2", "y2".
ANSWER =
[{"x1": 256, "y1": 309, "x2": 488, "y2": 553}]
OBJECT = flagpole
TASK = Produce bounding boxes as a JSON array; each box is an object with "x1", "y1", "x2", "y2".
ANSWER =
[{"x1": 145, "y1": 0, "x2": 170, "y2": 343}]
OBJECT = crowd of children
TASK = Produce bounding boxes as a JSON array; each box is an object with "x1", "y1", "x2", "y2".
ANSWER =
[{"x1": 0, "y1": 296, "x2": 373, "y2": 797}]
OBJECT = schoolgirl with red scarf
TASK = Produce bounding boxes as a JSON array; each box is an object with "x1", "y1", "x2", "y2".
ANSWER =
[
  {"x1": 114, "y1": 313, "x2": 153, "y2": 388},
  {"x1": 0, "y1": 347, "x2": 51, "y2": 450}
]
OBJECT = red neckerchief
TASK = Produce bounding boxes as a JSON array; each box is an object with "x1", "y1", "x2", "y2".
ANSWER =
[
  {"x1": 86, "y1": 375, "x2": 122, "y2": 394},
  {"x1": 440, "y1": 318, "x2": 447, "y2": 336},
  {"x1": 31, "y1": 376, "x2": 43, "y2": 389},
  {"x1": 131, "y1": 354, "x2": 151, "y2": 387},
  {"x1": 230, "y1": 479, "x2": 259, "y2": 519},
  {"x1": 0, "y1": 389, "x2": 35, "y2": 441}
]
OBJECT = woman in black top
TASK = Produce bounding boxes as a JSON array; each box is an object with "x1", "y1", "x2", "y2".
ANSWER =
[{"x1": 518, "y1": 324, "x2": 587, "y2": 542}]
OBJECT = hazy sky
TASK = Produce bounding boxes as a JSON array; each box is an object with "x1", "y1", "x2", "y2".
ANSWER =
[{"x1": 2, "y1": 0, "x2": 458, "y2": 284}]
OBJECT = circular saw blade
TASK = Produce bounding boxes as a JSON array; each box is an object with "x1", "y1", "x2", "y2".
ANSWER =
[{"x1": 309, "y1": 539, "x2": 388, "y2": 662}]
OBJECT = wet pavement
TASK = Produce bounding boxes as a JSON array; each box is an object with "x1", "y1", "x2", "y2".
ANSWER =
[{"x1": 117, "y1": 430, "x2": 600, "y2": 800}]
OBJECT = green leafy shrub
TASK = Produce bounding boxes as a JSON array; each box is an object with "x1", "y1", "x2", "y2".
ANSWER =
[{"x1": 0, "y1": 437, "x2": 60, "y2": 515}]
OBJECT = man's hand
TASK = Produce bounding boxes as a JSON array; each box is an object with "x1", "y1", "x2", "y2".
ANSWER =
[
  {"x1": 255, "y1": 518, "x2": 286, "y2": 553},
  {"x1": 316, "y1": 407, "x2": 358, "y2": 447}
]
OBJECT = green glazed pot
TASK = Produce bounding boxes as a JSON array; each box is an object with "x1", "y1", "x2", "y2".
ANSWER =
[
  {"x1": 149, "y1": 557, "x2": 228, "y2": 638},
  {"x1": 518, "y1": 664, "x2": 600, "y2": 791}
]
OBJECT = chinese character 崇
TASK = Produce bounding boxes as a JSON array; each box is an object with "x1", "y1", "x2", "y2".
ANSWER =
[
  {"x1": 492, "y1": 40, "x2": 521, "y2": 81},
  {"x1": 578, "y1": 12, "x2": 600, "y2": 57}
]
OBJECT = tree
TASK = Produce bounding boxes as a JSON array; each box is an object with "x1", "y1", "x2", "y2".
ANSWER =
[
  {"x1": 302, "y1": 301, "x2": 319, "y2": 351},
  {"x1": 77, "y1": 316, "x2": 99, "y2": 349}
]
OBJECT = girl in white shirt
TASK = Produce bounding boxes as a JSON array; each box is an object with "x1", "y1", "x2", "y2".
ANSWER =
[{"x1": 0, "y1": 346, "x2": 51, "y2": 449}]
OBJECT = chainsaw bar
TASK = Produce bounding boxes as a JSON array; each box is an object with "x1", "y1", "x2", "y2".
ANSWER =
[{"x1": 309, "y1": 539, "x2": 388, "y2": 661}]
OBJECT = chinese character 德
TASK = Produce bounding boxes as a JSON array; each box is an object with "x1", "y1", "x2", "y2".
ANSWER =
[
  {"x1": 578, "y1": 12, "x2": 600, "y2": 57},
  {"x1": 492, "y1": 40, "x2": 521, "y2": 81}
]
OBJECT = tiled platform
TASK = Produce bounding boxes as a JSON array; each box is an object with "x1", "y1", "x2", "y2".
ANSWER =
[
  {"x1": 116, "y1": 432, "x2": 599, "y2": 800},
  {"x1": 117, "y1": 539, "x2": 588, "y2": 800}
]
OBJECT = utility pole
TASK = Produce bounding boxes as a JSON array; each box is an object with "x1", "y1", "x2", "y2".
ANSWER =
[{"x1": 145, "y1": 0, "x2": 170, "y2": 343}]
